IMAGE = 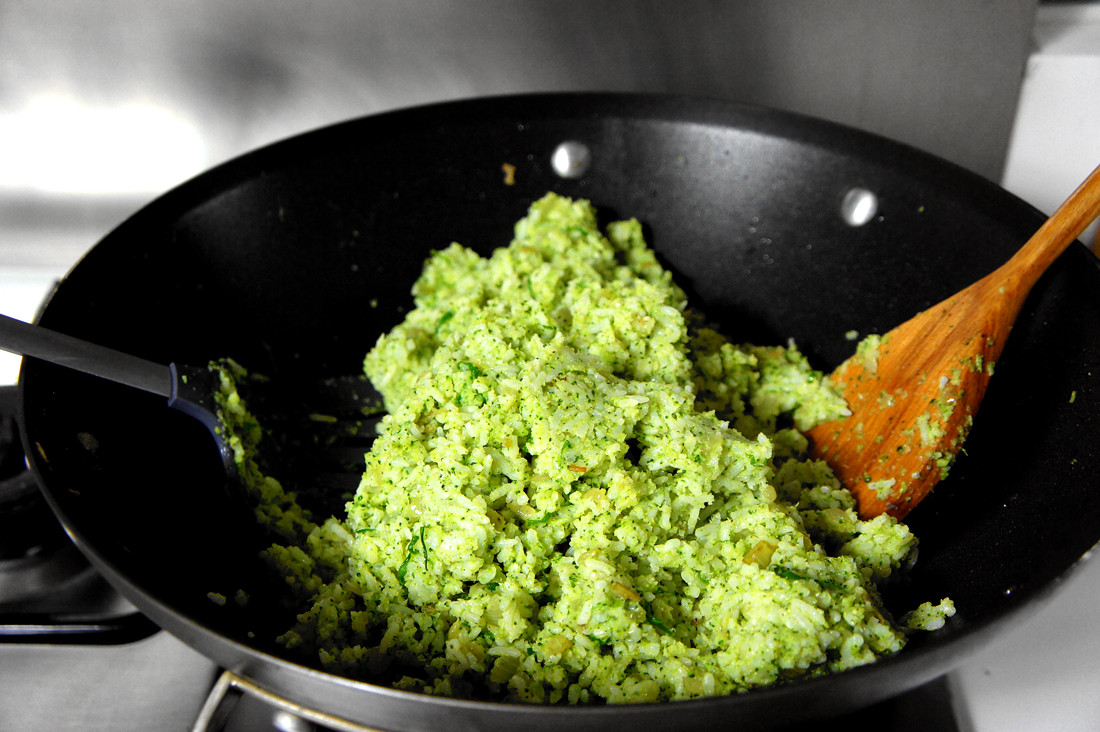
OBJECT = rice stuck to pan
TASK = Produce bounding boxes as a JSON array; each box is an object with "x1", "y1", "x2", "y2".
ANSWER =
[{"x1": 217, "y1": 192, "x2": 953, "y2": 704}]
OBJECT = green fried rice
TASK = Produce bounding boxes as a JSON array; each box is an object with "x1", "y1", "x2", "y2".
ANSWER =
[{"x1": 214, "y1": 192, "x2": 953, "y2": 704}]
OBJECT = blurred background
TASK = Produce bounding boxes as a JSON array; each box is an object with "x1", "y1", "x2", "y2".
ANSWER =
[
  {"x1": 1, "y1": 0, "x2": 1097, "y2": 277},
  {"x1": 0, "y1": 2, "x2": 1099, "y2": 730}
]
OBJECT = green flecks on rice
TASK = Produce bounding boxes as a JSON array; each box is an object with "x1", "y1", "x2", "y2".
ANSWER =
[{"x1": 219, "y1": 193, "x2": 948, "y2": 705}]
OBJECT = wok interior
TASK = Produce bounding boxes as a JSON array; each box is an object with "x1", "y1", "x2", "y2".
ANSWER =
[{"x1": 20, "y1": 96, "x2": 1100, "y2": 703}]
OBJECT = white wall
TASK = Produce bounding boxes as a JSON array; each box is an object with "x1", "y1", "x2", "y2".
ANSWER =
[{"x1": 1002, "y1": 3, "x2": 1100, "y2": 250}]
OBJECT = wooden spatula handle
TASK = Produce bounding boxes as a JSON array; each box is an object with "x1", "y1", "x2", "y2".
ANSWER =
[{"x1": 1001, "y1": 163, "x2": 1100, "y2": 284}]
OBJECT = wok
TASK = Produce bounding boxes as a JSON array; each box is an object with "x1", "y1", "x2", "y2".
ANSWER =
[{"x1": 17, "y1": 93, "x2": 1100, "y2": 730}]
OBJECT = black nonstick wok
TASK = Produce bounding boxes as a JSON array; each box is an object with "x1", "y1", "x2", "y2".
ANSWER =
[{"x1": 17, "y1": 93, "x2": 1100, "y2": 730}]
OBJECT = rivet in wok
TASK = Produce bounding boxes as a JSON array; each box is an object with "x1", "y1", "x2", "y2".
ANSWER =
[
  {"x1": 840, "y1": 187, "x2": 878, "y2": 227},
  {"x1": 551, "y1": 141, "x2": 592, "y2": 179}
]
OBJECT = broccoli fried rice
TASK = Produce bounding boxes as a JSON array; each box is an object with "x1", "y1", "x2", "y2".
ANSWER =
[{"x1": 215, "y1": 192, "x2": 953, "y2": 704}]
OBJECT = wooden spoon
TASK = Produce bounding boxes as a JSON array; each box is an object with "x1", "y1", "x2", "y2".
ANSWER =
[{"x1": 807, "y1": 163, "x2": 1100, "y2": 520}]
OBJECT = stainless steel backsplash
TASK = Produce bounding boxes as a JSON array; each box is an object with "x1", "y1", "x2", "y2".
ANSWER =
[{"x1": 0, "y1": 0, "x2": 1038, "y2": 263}]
